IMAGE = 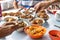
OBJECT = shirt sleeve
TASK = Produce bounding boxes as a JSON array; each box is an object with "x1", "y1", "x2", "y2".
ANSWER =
[{"x1": 15, "y1": 0, "x2": 20, "y2": 2}]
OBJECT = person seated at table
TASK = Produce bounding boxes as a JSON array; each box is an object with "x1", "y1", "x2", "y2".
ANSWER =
[
  {"x1": 13, "y1": 0, "x2": 43, "y2": 9},
  {"x1": 13, "y1": 0, "x2": 60, "y2": 12},
  {"x1": 0, "y1": 0, "x2": 60, "y2": 38}
]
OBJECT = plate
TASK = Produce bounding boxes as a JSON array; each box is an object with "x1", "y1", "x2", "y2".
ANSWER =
[{"x1": 2, "y1": 16, "x2": 18, "y2": 21}]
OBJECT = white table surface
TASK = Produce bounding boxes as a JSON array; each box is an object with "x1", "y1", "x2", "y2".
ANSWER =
[{"x1": 0, "y1": 10, "x2": 60, "y2": 40}]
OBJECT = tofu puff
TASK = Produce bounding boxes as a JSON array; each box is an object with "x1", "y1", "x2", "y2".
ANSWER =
[
  {"x1": 2, "y1": 12, "x2": 15, "y2": 17},
  {"x1": 20, "y1": 15, "x2": 26, "y2": 18},
  {"x1": 2, "y1": 11, "x2": 22, "y2": 17},
  {"x1": 2, "y1": 16, "x2": 18, "y2": 22},
  {"x1": 4, "y1": 17, "x2": 16, "y2": 22},
  {"x1": 20, "y1": 14, "x2": 34, "y2": 19},
  {"x1": 17, "y1": 21, "x2": 27, "y2": 29},
  {"x1": 37, "y1": 11, "x2": 49, "y2": 20},
  {"x1": 24, "y1": 8, "x2": 35, "y2": 15},
  {"x1": 25, "y1": 9, "x2": 31, "y2": 15},
  {"x1": 2, "y1": 13, "x2": 8, "y2": 17},
  {"x1": 31, "y1": 18, "x2": 45, "y2": 25},
  {"x1": 13, "y1": 11, "x2": 22, "y2": 16},
  {"x1": 8, "y1": 12, "x2": 15, "y2": 16},
  {"x1": 8, "y1": 12, "x2": 22, "y2": 16}
]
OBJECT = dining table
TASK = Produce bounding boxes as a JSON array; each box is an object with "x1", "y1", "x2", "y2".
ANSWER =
[{"x1": 0, "y1": 9, "x2": 60, "y2": 40}]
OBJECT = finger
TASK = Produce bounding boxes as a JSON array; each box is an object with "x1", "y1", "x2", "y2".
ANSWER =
[
  {"x1": 37, "y1": 8, "x2": 45, "y2": 13},
  {"x1": 36, "y1": 6, "x2": 42, "y2": 13},
  {"x1": 36, "y1": 5, "x2": 41, "y2": 13},
  {"x1": 34, "y1": 5, "x2": 38, "y2": 12},
  {"x1": 34, "y1": 5, "x2": 36, "y2": 9}
]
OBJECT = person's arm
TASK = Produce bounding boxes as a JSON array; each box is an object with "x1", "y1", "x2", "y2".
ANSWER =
[
  {"x1": 34, "y1": 0, "x2": 60, "y2": 12},
  {"x1": 13, "y1": 0, "x2": 18, "y2": 9},
  {"x1": 0, "y1": 22, "x2": 19, "y2": 38}
]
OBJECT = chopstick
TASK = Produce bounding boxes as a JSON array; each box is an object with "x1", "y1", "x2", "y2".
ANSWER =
[
  {"x1": 47, "y1": 10, "x2": 53, "y2": 14},
  {"x1": 56, "y1": 5, "x2": 60, "y2": 9},
  {"x1": 18, "y1": 8, "x2": 23, "y2": 11},
  {"x1": 54, "y1": 25, "x2": 60, "y2": 28}
]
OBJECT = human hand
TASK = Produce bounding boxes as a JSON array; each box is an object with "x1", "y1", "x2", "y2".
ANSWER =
[
  {"x1": 34, "y1": 1, "x2": 51, "y2": 12},
  {"x1": 34, "y1": 0, "x2": 60, "y2": 13},
  {"x1": 0, "y1": 21, "x2": 18, "y2": 38},
  {"x1": 53, "y1": 0, "x2": 60, "y2": 2}
]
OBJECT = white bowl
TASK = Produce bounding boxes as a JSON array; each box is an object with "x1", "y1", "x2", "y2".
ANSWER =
[
  {"x1": 17, "y1": 20, "x2": 28, "y2": 32},
  {"x1": 2, "y1": 16, "x2": 18, "y2": 21},
  {"x1": 31, "y1": 18, "x2": 45, "y2": 25}
]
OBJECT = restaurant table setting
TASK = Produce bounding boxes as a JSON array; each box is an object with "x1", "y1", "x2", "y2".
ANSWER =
[{"x1": 0, "y1": 7, "x2": 60, "y2": 40}]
